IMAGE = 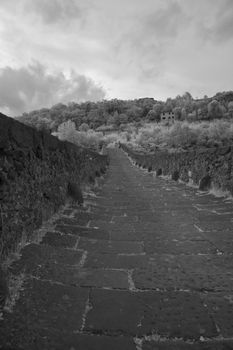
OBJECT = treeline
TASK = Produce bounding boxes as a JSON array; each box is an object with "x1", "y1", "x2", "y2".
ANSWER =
[{"x1": 17, "y1": 91, "x2": 233, "y2": 132}]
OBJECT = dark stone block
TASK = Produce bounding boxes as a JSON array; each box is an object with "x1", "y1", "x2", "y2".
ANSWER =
[
  {"x1": 172, "y1": 170, "x2": 179, "y2": 181},
  {"x1": 199, "y1": 175, "x2": 212, "y2": 191},
  {"x1": 67, "y1": 182, "x2": 83, "y2": 205}
]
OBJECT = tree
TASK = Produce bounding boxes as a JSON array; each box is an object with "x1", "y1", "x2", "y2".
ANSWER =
[
  {"x1": 113, "y1": 111, "x2": 121, "y2": 127},
  {"x1": 208, "y1": 100, "x2": 223, "y2": 119},
  {"x1": 186, "y1": 112, "x2": 196, "y2": 122},
  {"x1": 106, "y1": 114, "x2": 115, "y2": 125},
  {"x1": 50, "y1": 103, "x2": 67, "y2": 120},
  {"x1": 126, "y1": 106, "x2": 143, "y2": 122},
  {"x1": 164, "y1": 98, "x2": 174, "y2": 112},
  {"x1": 152, "y1": 103, "x2": 163, "y2": 121},
  {"x1": 55, "y1": 120, "x2": 77, "y2": 143},
  {"x1": 173, "y1": 107, "x2": 182, "y2": 120},
  {"x1": 228, "y1": 101, "x2": 233, "y2": 117},
  {"x1": 181, "y1": 108, "x2": 187, "y2": 120},
  {"x1": 182, "y1": 92, "x2": 193, "y2": 113},
  {"x1": 119, "y1": 113, "x2": 128, "y2": 124},
  {"x1": 147, "y1": 110, "x2": 159, "y2": 122},
  {"x1": 79, "y1": 123, "x2": 89, "y2": 132}
]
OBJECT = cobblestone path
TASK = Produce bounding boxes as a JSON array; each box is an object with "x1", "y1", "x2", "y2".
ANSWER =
[{"x1": 1, "y1": 148, "x2": 233, "y2": 349}]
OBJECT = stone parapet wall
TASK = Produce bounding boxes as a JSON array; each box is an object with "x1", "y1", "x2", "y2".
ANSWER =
[
  {"x1": 120, "y1": 143, "x2": 233, "y2": 194},
  {"x1": 0, "y1": 113, "x2": 108, "y2": 260}
]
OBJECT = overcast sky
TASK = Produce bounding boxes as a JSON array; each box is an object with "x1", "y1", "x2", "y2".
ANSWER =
[{"x1": 0, "y1": 0, "x2": 233, "y2": 116}]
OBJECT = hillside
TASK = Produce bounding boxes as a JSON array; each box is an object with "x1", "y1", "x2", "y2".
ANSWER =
[{"x1": 16, "y1": 91, "x2": 233, "y2": 133}]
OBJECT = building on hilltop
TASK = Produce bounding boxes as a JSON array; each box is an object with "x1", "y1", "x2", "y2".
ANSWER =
[
  {"x1": 160, "y1": 111, "x2": 175, "y2": 125},
  {"x1": 95, "y1": 124, "x2": 117, "y2": 135}
]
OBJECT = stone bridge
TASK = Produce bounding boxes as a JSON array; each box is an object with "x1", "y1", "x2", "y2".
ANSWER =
[{"x1": 1, "y1": 148, "x2": 233, "y2": 349}]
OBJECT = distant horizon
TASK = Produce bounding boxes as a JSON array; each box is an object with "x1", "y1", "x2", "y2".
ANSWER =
[{"x1": 1, "y1": 88, "x2": 233, "y2": 118}]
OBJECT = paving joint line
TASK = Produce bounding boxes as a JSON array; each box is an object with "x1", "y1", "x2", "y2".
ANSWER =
[
  {"x1": 78, "y1": 251, "x2": 88, "y2": 267},
  {"x1": 80, "y1": 289, "x2": 92, "y2": 332}
]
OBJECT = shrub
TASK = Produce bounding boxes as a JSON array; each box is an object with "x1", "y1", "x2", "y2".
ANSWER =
[
  {"x1": 127, "y1": 120, "x2": 233, "y2": 151},
  {"x1": 53, "y1": 122, "x2": 102, "y2": 151}
]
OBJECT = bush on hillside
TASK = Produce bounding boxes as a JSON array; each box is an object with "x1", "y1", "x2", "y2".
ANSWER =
[
  {"x1": 53, "y1": 121, "x2": 103, "y2": 151},
  {"x1": 128, "y1": 120, "x2": 233, "y2": 151}
]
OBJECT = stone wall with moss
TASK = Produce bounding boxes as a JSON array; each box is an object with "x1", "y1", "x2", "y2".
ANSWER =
[
  {"x1": 0, "y1": 113, "x2": 108, "y2": 260},
  {"x1": 121, "y1": 143, "x2": 233, "y2": 194}
]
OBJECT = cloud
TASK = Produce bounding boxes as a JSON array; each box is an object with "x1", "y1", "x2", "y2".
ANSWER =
[
  {"x1": 145, "y1": 1, "x2": 188, "y2": 39},
  {"x1": 113, "y1": 1, "x2": 189, "y2": 80},
  {"x1": 197, "y1": 0, "x2": 233, "y2": 43},
  {"x1": 0, "y1": 62, "x2": 106, "y2": 116},
  {"x1": 213, "y1": 0, "x2": 233, "y2": 42},
  {"x1": 26, "y1": 0, "x2": 83, "y2": 24},
  {"x1": 0, "y1": 0, "x2": 232, "y2": 102}
]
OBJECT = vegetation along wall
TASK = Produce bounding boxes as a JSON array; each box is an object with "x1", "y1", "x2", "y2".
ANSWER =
[
  {"x1": 0, "y1": 113, "x2": 108, "y2": 261},
  {"x1": 121, "y1": 143, "x2": 233, "y2": 195}
]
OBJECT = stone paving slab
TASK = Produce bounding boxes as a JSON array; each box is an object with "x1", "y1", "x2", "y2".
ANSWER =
[
  {"x1": 192, "y1": 201, "x2": 233, "y2": 210},
  {"x1": 0, "y1": 279, "x2": 88, "y2": 349},
  {"x1": 207, "y1": 255, "x2": 233, "y2": 272},
  {"x1": 40, "y1": 231, "x2": 77, "y2": 248},
  {"x1": 72, "y1": 210, "x2": 95, "y2": 223},
  {"x1": 201, "y1": 293, "x2": 233, "y2": 337},
  {"x1": 110, "y1": 229, "x2": 144, "y2": 242},
  {"x1": 143, "y1": 231, "x2": 205, "y2": 242},
  {"x1": 78, "y1": 237, "x2": 144, "y2": 254},
  {"x1": 85, "y1": 252, "x2": 148, "y2": 269},
  {"x1": 197, "y1": 222, "x2": 233, "y2": 232},
  {"x1": 85, "y1": 289, "x2": 217, "y2": 339},
  {"x1": 177, "y1": 272, "x2": 233, "y2": 292},
  {"x1": 202, "y1": 230, "x2": 233, "y2": 242},
  {"x1": 144, "y1": 239, "x2": 216, "y2": 255},
  {"x1": 176, "y1": 254, "x2": 233, "y2": 273},
  {"x1": 69, "y1": 334, "x2": 136, "y2": 350},
  {"x1": 87, "y1": 211, "x2": 114, "y2": 221},
  {"x1": 196, "y1": 213, "x2": 233, "y2": 222},
  {"x1": 204, "y1": 240, "x2": 233, "y2": 254},
  {"x1": 0, "y1": 333, "x2": 136, "y2": 350},
  {"x1": 21, "y1": 333, "x2": 137, "y2": 350},
  {"x1": 133, "y1": 254, "x2": 233, "y2": 292},
  {"x1": 133, "y1": 267, "x2": 180, "y2": 290},
  {"x1": 34, "y1": 264, "x2": 129, "y2": 289},
  {"x1": 55, "y1": 224, "x2": 86, "y2": 235},
  {"x1": 142, "y1": 340, "x2": 233, "y2": 349},
  {"x1": 55, "y1": 224, "x2": 110, "y2": 240},
  {"x1": 90, "y1": 219, "x2": 135, "y2": 233},
  {"x1": 10, "y1": 243, "x2": 84, "y2": 274},
  {"x1": 111, "y1": 215, "x2": 139, "y2": 224},
  {"x1": 133, "y1": 254, "x2": 182, "y2": 290},
  {"x1": 54, "y1": 216, "x2": 91, "y2": 226}
]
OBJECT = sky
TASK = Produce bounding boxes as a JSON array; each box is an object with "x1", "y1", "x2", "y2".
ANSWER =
[{"x1": 0, "y1": 0, "x2": 233, "y2": 116}]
